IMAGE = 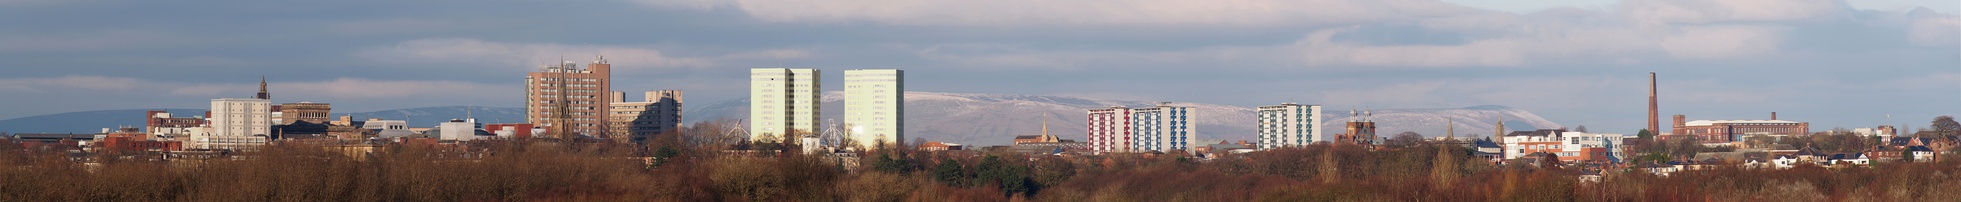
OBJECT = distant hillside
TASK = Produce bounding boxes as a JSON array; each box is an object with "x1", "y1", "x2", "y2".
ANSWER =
[
  {"x1": 0, "y1": 109, "x2": 207, "y2": 134},
  {"x1": 686, "y1": 91, "x2": 1563, "y2": 146},
  {"x1": 0, "y1": 106, "x2": 523, "y2": 134}
]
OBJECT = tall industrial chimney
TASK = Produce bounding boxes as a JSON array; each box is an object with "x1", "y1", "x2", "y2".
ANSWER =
[{"x1": 1648, "y1": 72, "x2": 1659, "y2": 135}]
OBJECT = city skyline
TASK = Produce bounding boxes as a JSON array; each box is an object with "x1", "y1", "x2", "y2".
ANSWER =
[{"x1": 0, "y1": 0, "x2": 1957, "y2": 135}]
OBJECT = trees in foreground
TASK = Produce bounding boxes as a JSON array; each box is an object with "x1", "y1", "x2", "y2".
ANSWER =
[{"x1": 3, "y1": 134, "x2": 1961, "y2": 201}]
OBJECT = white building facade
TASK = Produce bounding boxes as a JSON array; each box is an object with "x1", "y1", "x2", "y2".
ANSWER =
[
  {"x1": 1558, "y1": 132, "x2": 1628, "y2": 163},
  {"x1": 202, "y1": 98, "x2": 271, "y2": 150},
  {"x1": 1087, "y1": 107, "x2": 1133, "y2": 153},
  {"x1": 439, "y1": 119, "x2": 480, "y2": 141},
  {"x1": 749, "y1": 68, "x2": 821, "y2": 142},
  {"x1": 1132, "y1": 103, "x2": 1194, "y2": 152},
  {"x1": 1256, "y1": 103, "x2": 1321, "y2": 150},
  {"x1": 844, "y1": 69, "x2": 904, "y2": 149}
]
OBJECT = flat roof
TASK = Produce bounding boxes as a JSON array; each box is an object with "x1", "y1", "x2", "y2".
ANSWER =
[{"x1": 1685, "y1": 120, "x2": 1802, "y2": 126}]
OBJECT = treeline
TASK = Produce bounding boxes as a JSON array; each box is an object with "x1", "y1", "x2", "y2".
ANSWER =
[{"x1": 4, "y1": 133, "x2": 1961, "y2": 201}]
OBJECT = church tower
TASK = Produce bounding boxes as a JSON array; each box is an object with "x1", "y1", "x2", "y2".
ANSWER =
[
  {"x1": 1494, "y1": 114, "x2": 1506, "y2": 137},
  {"x1": 255, "y1": 76, "x2": 270, "y2": 100}
]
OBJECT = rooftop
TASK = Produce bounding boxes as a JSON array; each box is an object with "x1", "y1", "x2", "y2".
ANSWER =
[{"x1": 1684, "y1": 120, "x2": 1802, "y2": 126}]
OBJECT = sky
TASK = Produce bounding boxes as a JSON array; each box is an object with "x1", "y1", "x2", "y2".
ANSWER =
[{"x1": 0, "y1": 0, "x2": 1956, "y2": 134}]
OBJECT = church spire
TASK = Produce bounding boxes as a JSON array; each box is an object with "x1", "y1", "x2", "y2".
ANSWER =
[
  {"x1": 255, "y1": 76, "x2": 270, "y2": 99},
  {"x1": 1447, "y1": 117, "x2": 1455, "y2": 140},
  {"x1": 1040, "y1": 114, "x2": 1054, "y2": 141}
]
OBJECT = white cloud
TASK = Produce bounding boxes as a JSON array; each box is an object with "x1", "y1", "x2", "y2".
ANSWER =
[
  {"x1": 877, "y1": 0, "x2": 1933, "y2": 69},
  {"x1": 358, "y1": 38, "x2": 710, "y2": 69},
  {"x1": 1658, "y1": 25, "x2": 1784, "y2": 58},
  {"x1": 642, "y1": 0, "x2": 1489, "y2": 26},
  {"x1": 358, "y1": 38, "x2": 808, "y2": 70},
  {"x1": 1908, "y1": 15, "x2": 1961, "y2": 46},
  {"x1": 1617, "y1": 0, "x2": 1843, "y2": 25},
  {"x1": 326, "y1": 18, "x2": 468, "y2": 35}
]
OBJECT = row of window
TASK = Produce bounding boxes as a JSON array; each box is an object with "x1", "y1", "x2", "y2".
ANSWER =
[{"x1": 536, "y1": 78, "x2": 600, "y2": 82}]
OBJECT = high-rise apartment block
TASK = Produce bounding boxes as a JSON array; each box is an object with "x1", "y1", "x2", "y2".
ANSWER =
[
  {"x1": 525, "y1": 58, "x2": 612, "y2": 138},
  {"x1": 609, "y1": 90, "x2": 684, "y2": 142},
  {"x1": 193, "y1": 79, "x2": 274, "y2": 150},
  {"x1": 1256, "y1": 103, "x2": 1321, "y2": 150},
  {"x1": 844, "y1": 69, "x2": 904, "y2": 148},
  {"x1": 1088, "y1": 103, "x2": 1199, "y2": 153},
  {"x1": 1132, "y1": 103, "x2": 1194, "y2": 152},
  {"x1": 750, "y1": 68, "x2": 821, "y2": 142},
  {"x1": 1087, "y1": 106, "x2": 1133, "y2": 153}
]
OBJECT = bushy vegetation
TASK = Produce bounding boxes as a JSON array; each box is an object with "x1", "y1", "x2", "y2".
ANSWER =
[{"x1": 3, "y1": 123, "x2": 1959, "y2": 201}]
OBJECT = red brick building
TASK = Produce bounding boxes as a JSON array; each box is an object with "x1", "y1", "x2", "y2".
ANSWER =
[
  {"x1": 1669, "y1": 114, "x2": 1810, "y2": 144},
  {"x1": 485, "y1": 123, "x2": 537, "y2": 139},
  {"x1": 525, "y1": 58, "x2": 612, "y2": 138}
]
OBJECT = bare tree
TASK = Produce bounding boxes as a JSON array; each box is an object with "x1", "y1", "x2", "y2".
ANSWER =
[
  {"x1": 1573, "y1": 125, "x2": 1589, "y2": 133},
  {"x1": 1931, "y1": 116, "x2": 1959, "y2": 138},
  {"x1": 1387, "y1": 132, "x2": 1426, "y2": 148}
]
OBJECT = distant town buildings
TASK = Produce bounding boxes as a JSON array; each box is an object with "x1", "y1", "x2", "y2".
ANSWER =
[
  {"x1": 525, "y1": 57, "x2": 612, "y2": 138},
  {"x1": 609, "y1": 90, "x2": 684, "y2": 142},
  {"x1": 1014, "y1": 116, "x2": 1089, "y2": 152},
  {"x1": 749, "y1": 68, "x2": 821, "y2": 142},
  {"x1": 145, "y1": 110, "x2": 204, "y2": 137},
  {"x1": 198, "y1": 79, "x2": 273, "y2": 150},
  {"x1": 437, "y1": 119, "x2": 482, "y2": 141},
  {"x1": 484, "y1": 123, "x2": 537, "y2": 139},
  {"x1": 1668, "y1": 113, "x2": 1810, "y2": 144},
  {"x1": 1501, "y1": 129, "x2": 1628, "y2": 165},
  {"x1": 277, "y1": 102, "x2": 331, "y2": 125},
  {"x1": 844, "y1": 69, "x2": 904, "y2": 148},
  {"x1": 1256, "y1": 103, "x2": 1321, "y2": 150}
]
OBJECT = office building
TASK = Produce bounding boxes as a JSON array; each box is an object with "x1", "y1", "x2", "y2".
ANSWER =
[
  {"x1": 749, "y1": 68, "x2": 820, "y2": 142},
  {"x1": 1256, "y1": 103, "x2": 1321, "y2": 150},
  {"x1": 525, "y1": 57, "x2": 612, "y2": 138},
  {"x1": 844, "y1": 69, "x2": 903, "y2": 149}
]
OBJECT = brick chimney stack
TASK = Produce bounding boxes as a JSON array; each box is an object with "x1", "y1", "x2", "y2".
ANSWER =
[
  {"x1": 1771, "y1": 112, "x2": 1777, "y2": 120},
  {"x1": 1648, "y1": 72, "x2": 1659, "y2": 135}
]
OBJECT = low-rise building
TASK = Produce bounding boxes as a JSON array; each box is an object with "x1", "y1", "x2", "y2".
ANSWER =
[
  {"x1": 145, "y1": 110, "x2": 204, "y2": 137},
  {"x1": 920, "y1": 141, "x2": 963, "y2": 151},
  {"x1": 1667, "y1": 114, "x2": 1809, "y2": 144}
]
